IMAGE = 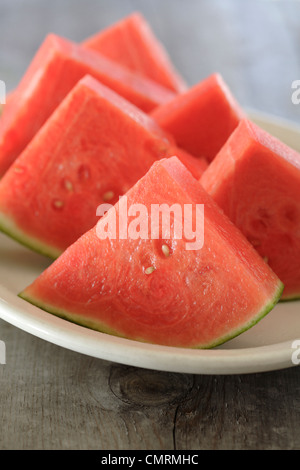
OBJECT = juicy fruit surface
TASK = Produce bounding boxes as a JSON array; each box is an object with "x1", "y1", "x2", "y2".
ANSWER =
[
  {"x1": 151, "y1": 73, "x2": 245, "y2": 162},
  {"x1": 1, "y1": 13, "x2": 295, "y2": 352},
  {"x1": 201, "y1": 119, "x2": 300, "y2": 299},
  {"x1": 20, "y1": 157, "x2": 283, "y2": 349},
  {"x1": 83, "y1": 12, "x2": 187, "y2": 93},
  {"x1": 0, "y1": 76, "x2": 175, "y2": 258},
  {"x1": 168, "y1": 146, "x2": 208, "y2": 179},
  {"x1": 0, "y1": 33, "x2": 175, "y2": 178}
]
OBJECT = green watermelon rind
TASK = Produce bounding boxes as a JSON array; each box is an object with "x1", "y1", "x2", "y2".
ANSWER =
[
  {"x1": 205, "y1": 280, "x2": 284, "y2": 349},
  {"x1": 18, "y1": 290, "x2": 137, "y2": 341},
  {"x1": 18, "y1": 281, "x2": 284, "y2": 349},
  {"x1": 0, "y1": 211, "x2": 62, "y2": 260}
]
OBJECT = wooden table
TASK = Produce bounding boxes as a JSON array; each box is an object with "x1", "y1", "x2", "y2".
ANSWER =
[{"x1": 0, "y1": 0, "x2": 300, "y2": 450}]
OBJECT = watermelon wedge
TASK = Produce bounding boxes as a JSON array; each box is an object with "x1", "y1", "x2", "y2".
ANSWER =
[
  {"x1": 1, "y1": 12, "x2": 184, "y2": 119},
  {"x1": 0, "y1": 33, "x2": 175, "y2": 178},
  {"x1": 19, "y1": 157, "x2": 283, "y2": 349},
  {"x1": 201, "y1": 119, "x2": 300, "y2": 300},
  {"x1": 167, "y1": 146, "x2": 208, "y2": 180},
  {"x1": 0, "y1": 75, "x2": 181, "y2": 259},
  {"x1": 151, "y1": 73, "x2": 245, "y2": 162},
  {"x1": 82, "y1": 12, "x2": 187, "y2": 93}
]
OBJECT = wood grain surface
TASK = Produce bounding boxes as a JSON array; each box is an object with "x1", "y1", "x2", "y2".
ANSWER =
[{"x1": 0, "y1": 0, "x2": 300, "y2": 450}]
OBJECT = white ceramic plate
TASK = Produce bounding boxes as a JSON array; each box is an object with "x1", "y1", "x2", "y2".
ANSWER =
[{"x1": 0, "y1": 111, "x2": 300, "y2": 375}]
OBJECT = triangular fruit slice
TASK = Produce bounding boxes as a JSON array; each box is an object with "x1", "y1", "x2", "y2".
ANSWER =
[
  {"x1": 0, "y1": 75, "x2": 178, "y2": 259},
  {"x1": 82, "y1": 12, "x2": 187, "y2": 93},
  {"x1": 151, "y1": 73, "x2": 245, "y2": 163},
  {"x1": 167, "y1": 146, "x2": 208, "y2": 180},
  {"x1": 19, "y1": 157, "x2": 283, "y2": 349},
  {"x1": 1, "y1": 12, "x2": 184, "y2": 121},
  {"x1": 0, "y1": 33, "x2": 175, "y2": 178},
  {"x1": 201, "y1": 118, "x2": 300, "y2": 300}
]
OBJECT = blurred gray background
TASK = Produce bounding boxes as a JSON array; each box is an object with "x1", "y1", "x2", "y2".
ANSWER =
[{"x1": 0, "y1": 0, "x2": 300, "y2": 124}]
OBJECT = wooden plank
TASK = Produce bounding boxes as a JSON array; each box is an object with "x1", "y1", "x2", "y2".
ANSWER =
[
  {"x1": 174, "y1": 371, "x2": 300, "y2": 450},
  {"x1": 1, "y1": 318, "x2": 300, "y2": 450}
]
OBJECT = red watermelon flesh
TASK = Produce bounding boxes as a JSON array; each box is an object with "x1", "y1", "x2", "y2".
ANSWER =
[
  {"x1": 0, "y1": 75, "x2": 180, "y2": 259},
  {"x1": 151, "y1": 73, "x2": 245, "y2": 163},
  {"x1": 201, "y1": 118, "x2": 300, "y2": 300},
  {"x1": 169, "y1": 146, "x2": 208, "y2": 180},
  {"x1": 0, "y1": 34, "x2": 175, "y2": 178},
  {"x1": 19, "y1": 157, "x2": 283, "y2": 349},
  {"x1": 1, "y1": 11, "x2": 185, "y2": 116},
  {"x1": 82, "y1": 12, "x2": 187, "y2": 93}
]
